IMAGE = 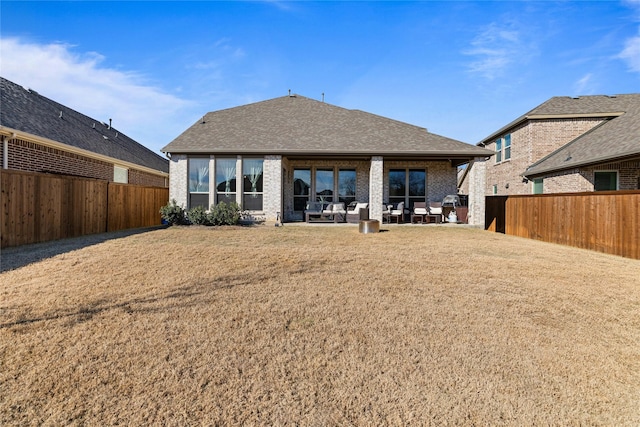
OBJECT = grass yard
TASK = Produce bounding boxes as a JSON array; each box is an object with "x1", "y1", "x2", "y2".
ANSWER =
[{"x1": 1, "y1": 225, "x2": 639, "y2": 426}]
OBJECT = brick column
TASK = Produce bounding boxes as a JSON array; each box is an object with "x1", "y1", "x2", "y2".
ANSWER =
[
  {"x1": 264, "y1": 155, "x2": 282, "y2": 223},
  {"x1": 369, "y1": 156, "x2": 384, "y2": 222},
  {"x1": 169, "y1": 154, "x2": 188, "y2": 208},
  {"x1": 467, "y1": 156, "x2": 486, "y2": 227}
]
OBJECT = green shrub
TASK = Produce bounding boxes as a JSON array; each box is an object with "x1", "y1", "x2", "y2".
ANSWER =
[
  {"x1": 207, "y1": 202, "x2": 241, "y2": 226},
  {"x1": 159, "y1": 199, "x2": 187, "y2": 225},
  {"x1": 186, "y1": 205, "x2": 210, "y2": 225}
]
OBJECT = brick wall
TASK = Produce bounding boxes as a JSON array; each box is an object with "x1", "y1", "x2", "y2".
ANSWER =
[
  {"x1": 7, "y1": 138, "x2": 112, "y2": 180},
  {"x1": 540, "y1": 158, "x2": 640, "y2": 192},
  {"x1": 483, "y1": 118, "x2": 606, "y2": 196},
  {"x1": 4, "y1": 138, "x2": 167, "y2": 187},
  {"x1": 128, "y1": 169, "x2": 167, "y2": 187}
]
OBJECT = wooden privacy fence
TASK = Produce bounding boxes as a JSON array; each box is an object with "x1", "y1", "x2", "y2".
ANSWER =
[
  {"x1": 486, "y1": 191, "x2": 640, "y2": 260},
  {"x1": 1, "y1": 169, "x2": 169, "y2": 248}
]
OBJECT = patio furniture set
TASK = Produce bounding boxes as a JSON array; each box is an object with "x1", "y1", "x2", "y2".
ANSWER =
[
  {"x1": 382, "y1": 201, "x2": 445, "y2": 224},
  {"x1": 304, "y1": 200, "x2": 456, "y2": 224},
  {"x1": 305, "y1": 202, "x2": 368, "y2": 223}
]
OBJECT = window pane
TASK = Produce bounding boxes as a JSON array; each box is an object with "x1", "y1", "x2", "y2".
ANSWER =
[
  {"x1": 293, "y1": 169, "x2": 310, "y2": 196},
  {"x1": 114, "y1": 166, "x2": 128, "y2": 184},
  {"x1": 338, "y1": 169, "x2": 356, "y2": 197},
  {"x1": 190, "y1": 194, "x2": 209, "y2": 209},
  {"x1": 294, "y1": 197, "x2": 308, "y2": 211},
  {"x1": 217, "y1": 193, "x2": 236, "y2": 205},
  {"x1": 216, "y1": 158, "x2": 236, "y2": 193},
  {"x1": 504, "y1": 146, "x2": 511, "y2": 160},
  {"x1": 189, "y1": 158, "x2": 209, "y2": 192},
  {"x1": 504, "y1": 134, "x2": 511, "y2": 147},
  {"x1": 533, "y1": 179, "x2": 543, "y2": 194},
  {"x1": 496, "y1": 139, "x2": 502, "y2": 151},
  {"x1": 408, "y1": 170, "x2": 425, "y2": 197},
  {"x1": 496, "y1": 151, "x2": 502, "y2": 163},
  {"x1": 594, "y1": 172, "x2": 617, "y2": 191},
  {"x1": 389, "y1": 169, "x2": 406, "y2": 197},
  {"x1": 243, "y1": 159, "x2": 263, "y2": 193},
  {"x1": 243, "y1": 194, "x2": 263, "y2": 211},
  {"x1": 316, "y1": 169, "x2": 334, "y2": 202}
]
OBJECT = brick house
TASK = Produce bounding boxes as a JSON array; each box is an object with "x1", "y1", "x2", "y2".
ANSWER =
[
  {"x1": 161, "y1": 94, "x2": 492, "y2": 224},
  {"x1": 0, "y1": 77, "x2": 169, "y2": 186},
  {"x1": 460, "y1": 94, "x2": 640, "y2": 225}
]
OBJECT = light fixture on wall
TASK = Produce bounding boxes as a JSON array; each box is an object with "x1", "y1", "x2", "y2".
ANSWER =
[{"x1": 505, "y1": 183, "x2": 509, "y2": 189}]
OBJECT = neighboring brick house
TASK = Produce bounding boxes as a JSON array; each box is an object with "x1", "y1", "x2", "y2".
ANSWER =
[
  {"x1": 161, "y1": 94, "x2": 492, "y2": 224},
  {"x1": 460, "y1": 94, "x2": 640, "y2": 225},
  {"x1": 0, "y1": 77, "x2": 169, "y2": 186}
]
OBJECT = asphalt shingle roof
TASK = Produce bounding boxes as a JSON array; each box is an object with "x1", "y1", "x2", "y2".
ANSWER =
[
  {"x1": 476, "y1": 93, "x2": 640, "y2": 177},
  {"x1": 161, "y1": 95, "x2": 492, "y2": 159},
  {"x1": 0, "y1": 77, "x2": 169, "y2": 174},
  {"x1": 524, "y1": 94, "x2": 640, "y2": 177}
]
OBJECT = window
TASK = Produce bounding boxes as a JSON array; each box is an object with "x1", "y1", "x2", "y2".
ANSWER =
[
  {"x1": 594, "y1": 171, "x2": 618, "y2": 191},
  {"x1": 533, "y1": 178, "x2": 543, "y2": 194},
  {"x1": 114, "y1": 166, "x2": 128, "y2": 184},
  {"x1": 293, "y1": 169, "x2": 310, "y2": 211},
  {"x1": 189, "y1": 158, "x2": 210, "y2": 208},
  {"x1": 389, "y1": 168, "x2": 426, "y2": 209},
  {"x1": 504, "y1": 134, "x2": 511, "y2": 160},
  {"x1": 338, "y1": 169, "x2": 356, "y2": 206},
  {"x1": 215, "y1": 158, "x2": 236, "y2": 205},
  {"x1": 315, "y1": 169, "x2": 334, "y2": 203},
  {"x1": 243, "y1": 158, "x2": 263, "y2": 211},
  {"x1": 495, "y1": 134, "x2": 511, "y2": 163}
]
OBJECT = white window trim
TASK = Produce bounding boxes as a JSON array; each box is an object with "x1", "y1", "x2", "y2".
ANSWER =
[{"x1": 494, "y1": 134, "x2": 511, "y2": 164}]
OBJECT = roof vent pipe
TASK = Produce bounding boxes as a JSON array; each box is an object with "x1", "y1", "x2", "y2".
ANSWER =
[
  {"x1": 322, "y1": 93, "x2": 325, "y2": 102},
  {"x1": 59, "y1": 111, "x2": 63, "y2": 119},
  {"x1": 109, "y1": 118, "x2": 112, "y2": 129}
]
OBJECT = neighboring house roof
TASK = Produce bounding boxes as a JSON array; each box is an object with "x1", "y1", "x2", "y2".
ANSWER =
[
  {"x1": 162, "y1": 94, "x2": 492, "y2": 163},
  {"x1": 524, "y1": 94, "x2": 640, "y2": 177},
  {"x1": 476, "y1": 94, "x2": 640, "y2": 178},
  {"x1": 0, "y1": 77, "x2": 169, "y2": 174}
]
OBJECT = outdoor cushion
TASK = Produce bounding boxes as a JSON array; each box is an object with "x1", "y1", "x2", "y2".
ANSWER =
[{"x1": 348, "y1": 202, "x2": 368, "y2": 213}]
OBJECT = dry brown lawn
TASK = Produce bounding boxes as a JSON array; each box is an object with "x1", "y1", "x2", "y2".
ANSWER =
[{"x1": 1, "y1": 224, "x2": 639, "y2": 426}]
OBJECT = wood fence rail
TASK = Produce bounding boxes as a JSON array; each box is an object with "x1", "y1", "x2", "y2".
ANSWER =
[
  {"x1": 486, "y1": 191, "x2": 640, "y2": 260},
  {"x1": 1, "y1": 169, "x2": 169, "y2": 248}
]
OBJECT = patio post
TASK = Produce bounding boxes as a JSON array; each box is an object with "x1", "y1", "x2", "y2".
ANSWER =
[{"x1": 369, "y1": 156, "x2": 384, "y2": 222}]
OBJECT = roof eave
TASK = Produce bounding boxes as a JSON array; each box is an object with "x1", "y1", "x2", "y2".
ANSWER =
[
  {"x1": 162, "y1": 147, "x2": 494, "y2": 158},
  {"x1": 523, "y1": 152, "x2": 640, "y2": 178},
  {"x1": 1, "y1": 126, "x2": 169, "y2": 177}
]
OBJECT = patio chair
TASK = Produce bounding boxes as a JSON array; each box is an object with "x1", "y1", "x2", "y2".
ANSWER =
[
  {"x1": 389, "y1": 202, "x2": 406, "y2": 223},
  {"x1": 305, "y1": 201, "x2": 324, "y2": 222},
  {"x1": 321, "y1": 202, "x2": 347, "y2": 223},
  {"x1": 381, "y1": 204, "x2": 391, "y2": 223},
  {"x1": 411, "y1": 202, "x2": 428, "y2": 224},
  {"x1": 346, "y1": 202, "x2": 369, "y2": 223},
  {"x1": 428, "y1": 201, "x2": 443, "y2": 223}
]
